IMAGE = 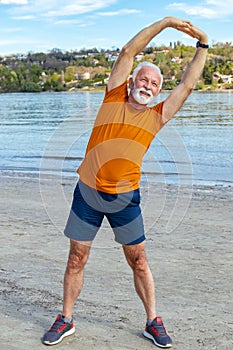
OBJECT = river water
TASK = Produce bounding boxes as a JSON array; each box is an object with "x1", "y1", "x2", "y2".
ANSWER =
[{"x1": 0, "y1": 90, "x2": 232, "y2": 187}]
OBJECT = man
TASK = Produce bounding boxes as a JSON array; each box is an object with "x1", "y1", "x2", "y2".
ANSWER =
[{"x1": 43, "y1": 16, "x2": 208, "y2": 348}]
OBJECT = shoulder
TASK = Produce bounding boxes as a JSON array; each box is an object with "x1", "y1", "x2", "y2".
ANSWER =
[
  {"x1": 151, "y1": 100, "x2": 165, "y2": 129},
  {"x1": 103, "y1": 81, "x2": 128, "y2": 103},
  {"x1": 151, "y1": 101, "x2": 164, "y2": 115}
]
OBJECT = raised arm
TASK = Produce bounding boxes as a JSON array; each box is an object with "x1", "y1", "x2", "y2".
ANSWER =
[
  {"x1": 162, "y1": 24, "x2": 208, "y2": 124},
  {"x1": 107, "y1": 16, "x2": 194, "y2": 91}
]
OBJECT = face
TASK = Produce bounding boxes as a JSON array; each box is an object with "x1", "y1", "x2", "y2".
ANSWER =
[{"x1": 130, "y1": 66, "x2": 162, "y2": 106}]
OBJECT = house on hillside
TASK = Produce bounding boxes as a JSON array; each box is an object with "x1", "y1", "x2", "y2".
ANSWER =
[
  {"x1": 105, "y1": 52, "x2": 119, "y2": 62},
  {"x1": 171, "y1": 56, "x2": 183, "y2": 64},
  {"x1": 213, "y1": 72, "x2": 233, "y2": 84},
  {"x1": 135, "y1": 53, "x2": 144, "y2": 61},
  {"x1": 75, "y1": 72, "x2": 91, "y2": 80}
]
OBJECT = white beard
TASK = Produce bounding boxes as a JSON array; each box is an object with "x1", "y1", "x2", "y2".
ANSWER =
[{"x1": 131, "y1": 87, "x2": 156, "y2": 105}]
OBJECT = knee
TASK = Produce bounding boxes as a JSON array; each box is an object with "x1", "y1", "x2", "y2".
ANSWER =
[
  {"x1": 66, "y1": 249, "x2": 89, "y2": 274},
  {"x1": 130, "y1": 253, "x2": 148, "y2": 274}
]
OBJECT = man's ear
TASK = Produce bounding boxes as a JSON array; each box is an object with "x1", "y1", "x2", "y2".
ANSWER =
[{"x1": 128, "y1": 77, "x2": 133, "y2": 90}]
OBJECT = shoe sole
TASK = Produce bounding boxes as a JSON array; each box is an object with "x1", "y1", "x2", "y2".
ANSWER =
[
  {"x1": 43, "y1": 327, "x2": 75, "y2": 346},
  {"x1": 143, "y1": 330, "x2": 172, "y2": 348}
]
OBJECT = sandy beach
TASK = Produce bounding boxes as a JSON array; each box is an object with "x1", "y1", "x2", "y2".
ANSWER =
[{"x1": 0, "y1": 173, "x2": 233, "y2": 350}]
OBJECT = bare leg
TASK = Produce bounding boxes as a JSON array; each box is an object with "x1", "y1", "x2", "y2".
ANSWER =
[
  {"x1": 123, "y1": 241, "x2": 156, "y2": 321},
  {"x1": 62, "y1": 239, "x2": 91, "y2": 318}
]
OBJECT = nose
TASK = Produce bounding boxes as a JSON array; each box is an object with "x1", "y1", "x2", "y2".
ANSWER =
[{"x1": 144, "y1": 81, "x2": 152, "y2": 90}]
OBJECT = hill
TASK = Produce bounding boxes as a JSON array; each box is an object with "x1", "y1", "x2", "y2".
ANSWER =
[{"x1": 0, "y1": 42, "x2": 232, "y2": 92}]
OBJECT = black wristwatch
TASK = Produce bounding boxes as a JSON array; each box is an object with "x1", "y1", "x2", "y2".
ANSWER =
[{"x1": 196, "y1": 41, "x2": 209, "y2": 49}]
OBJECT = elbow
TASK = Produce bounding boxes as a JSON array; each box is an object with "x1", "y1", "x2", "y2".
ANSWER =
[
  {"x1": 120, "y1": 44, "x2": 131, "y2": 58},
  {"x1": 182, "y1": 81, "x2": 195, "y2": 94},
  {"x1": 177, "y1": 82, "x2": 194, "y2": 104},
  {"x1": 120, "y1": 39, "x2": 141, "y2": 59},
  {"x1": 187, "y1": 84, "x2": 194, "y2": 94}
]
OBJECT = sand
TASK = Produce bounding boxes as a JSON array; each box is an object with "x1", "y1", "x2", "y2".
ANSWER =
[{"x1": 0, "y1": 173, "x2": 233, "y2": 350}]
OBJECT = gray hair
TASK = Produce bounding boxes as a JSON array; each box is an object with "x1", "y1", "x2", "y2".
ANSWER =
[{"x1": 132, "y1": 62, "x2": 163, "y2": 89}]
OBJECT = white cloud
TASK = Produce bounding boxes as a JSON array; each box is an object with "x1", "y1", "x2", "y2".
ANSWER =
[
  {"x1": 54, "y1": 19, "x2": 82, "y2": 25},
  {"x1": 167, "y1": 0, "x2": 233, "y2": 19},
  {"x1": 13, "y1": 15, "x2": 35, "y2": 19},
  {"x1": 12, "y1": 15, "x2": 36, "y2": 21},
  {"x1": 44, "y1": 0, "x2": 117, "y2": 17},
  {"x1": 54, "y1": 18, "x2": 95, "y2": 27},
  {"x1": 97, "y1": 9, "x2": 141, "y2": 16},
  {"x1": 8, "y1": 0, "x2": 118, "y2": 18},
  {"x1": 0, "y1": 0, "x2": 28, "y2": 4},
  {"x1": 206, "y1": 0, "x2": 231, "y2": 5}
]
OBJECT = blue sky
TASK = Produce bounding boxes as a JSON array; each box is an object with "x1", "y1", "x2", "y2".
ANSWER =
[{"x1": 0, "y1": 0, "x2": 232, "y2": 55}]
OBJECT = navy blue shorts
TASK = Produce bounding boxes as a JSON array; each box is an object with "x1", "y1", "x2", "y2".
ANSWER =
[{"x1": 64, "y1": 180, "x2": 145, "y2": 245}]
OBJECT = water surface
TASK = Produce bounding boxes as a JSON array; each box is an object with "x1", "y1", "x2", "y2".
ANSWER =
[{"x1": 0, "y1": 90, "x2": 232, "y2": 187}]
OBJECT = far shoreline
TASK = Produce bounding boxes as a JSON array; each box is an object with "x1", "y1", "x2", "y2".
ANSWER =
[
  {"x1": 67, "y1": 86, "x2": 233, "y2": 93},
  {"x1": 0, "y1": 86, "x2": 233, "y2": 94}
]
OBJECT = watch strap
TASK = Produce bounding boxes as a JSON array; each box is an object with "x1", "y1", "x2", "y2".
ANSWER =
[{"x1": 196, "y1": 41, "x2": 209, "y2": 49}]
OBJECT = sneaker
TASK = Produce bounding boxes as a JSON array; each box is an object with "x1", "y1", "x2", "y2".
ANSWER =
[
  {"x1": 43, "y1": 314, "x2": 75, "y2": 345},
  {"x1": 143, "y1": 316, "x2": 172, "y2": 348}
]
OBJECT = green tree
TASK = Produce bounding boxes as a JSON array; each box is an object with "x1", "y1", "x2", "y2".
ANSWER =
[
  {"x1": 0, "y1": 66, "x2": 18, "y2": 92},
  {"x1": 203, "y1": 64, "x2": 213, "y2": 85},
  {"x1": 22, "y1": 81, "x2": 41, "y2": 92}
]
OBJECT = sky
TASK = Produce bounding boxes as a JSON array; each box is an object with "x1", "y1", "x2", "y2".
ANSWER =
[{"x1": 0, "y1": 0, "x2": 232, "y2": 55}]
